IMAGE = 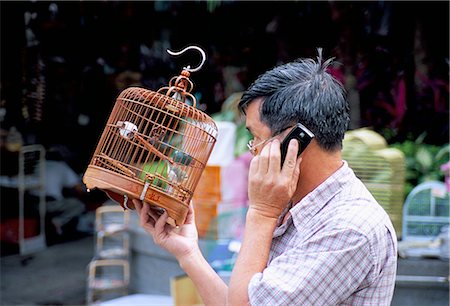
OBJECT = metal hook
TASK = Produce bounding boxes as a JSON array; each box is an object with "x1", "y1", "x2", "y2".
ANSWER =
[{"x1": 167, "y1": 45, "x2": 206, "y2": 73}]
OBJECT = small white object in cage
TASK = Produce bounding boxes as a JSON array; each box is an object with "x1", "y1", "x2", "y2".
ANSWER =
[{"x1": 117, "y1": 121, "x2": 138, "y2": 139}]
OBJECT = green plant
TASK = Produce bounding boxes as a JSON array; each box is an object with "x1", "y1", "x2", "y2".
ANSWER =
[{"x1": 391, "y1": 132, "x2": 449, "y2": 196}]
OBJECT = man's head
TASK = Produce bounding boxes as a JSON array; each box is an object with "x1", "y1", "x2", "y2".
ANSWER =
[{"x1": 238, "y1": 49, "x2": 350, "y2": 152}]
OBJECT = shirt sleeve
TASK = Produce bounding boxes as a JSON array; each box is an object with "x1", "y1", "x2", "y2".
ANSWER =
[{"x1": 248, "y1": 228, "x2": 374, "y2": 305}]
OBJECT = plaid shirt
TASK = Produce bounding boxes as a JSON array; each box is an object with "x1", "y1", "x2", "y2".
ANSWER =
[{"x1": 248, "y1": 161, "x2": 397, "y2": 305}]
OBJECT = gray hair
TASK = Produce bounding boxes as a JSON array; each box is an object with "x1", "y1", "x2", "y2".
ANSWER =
[{"x1": 238, "y1": 49, "x2": 350, "y2": 151}]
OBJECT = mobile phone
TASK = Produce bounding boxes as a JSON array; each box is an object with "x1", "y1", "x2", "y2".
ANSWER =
[{"x1": 280, "y1": 123, "x2": 314, "y2": 167}]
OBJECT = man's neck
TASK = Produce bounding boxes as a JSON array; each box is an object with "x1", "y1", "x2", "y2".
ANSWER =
[{"x1": 291, "y1": 142, "x2": 343, "y2": 205}]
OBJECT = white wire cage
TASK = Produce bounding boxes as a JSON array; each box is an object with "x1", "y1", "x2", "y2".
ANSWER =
[
  {"x1": 402, "y1": 181, "x2": 449, "y2": 242},
  {"x1": 83, "y1": 46, "x2": 218, "y2": 226}
]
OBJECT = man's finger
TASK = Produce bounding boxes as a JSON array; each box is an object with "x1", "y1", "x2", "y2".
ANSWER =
[
  {"x1": 281, "y1": 139, "x2": 299, "y2": 177},
  {"x1": 154, "y1": 210, "x2": 169, "y2": 234},
  {"x1": 139, "y1": 202, "x2": 155, "y2": 231},
  {"x1": 133, "y1": 199, "x2": 142, "y2": 214},
  {"x1": 268, "y1": 139, "x2": 281, "y2": 174},
  {"x1": 185, "y1": 200, "x2": 196, "y2": 224},
  {"x1": 258, "y1": 140, "x2": 271, "y2": 174},
  {"x1": 248, "y1": 154, "x2": 259, "y2": 176}
]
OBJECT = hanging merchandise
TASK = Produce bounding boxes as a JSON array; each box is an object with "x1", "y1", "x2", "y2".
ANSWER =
[
  {"x1": 83, "y1": 46, "x2": 218, "y2": 227},
  {"x1": 6, "y1": 126, "x2": 24, "y2": 152}
]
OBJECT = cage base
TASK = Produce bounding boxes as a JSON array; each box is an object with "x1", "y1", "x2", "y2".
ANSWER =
[{"x1": 83, "y1": 166, "x2": 188, "y2": 227}]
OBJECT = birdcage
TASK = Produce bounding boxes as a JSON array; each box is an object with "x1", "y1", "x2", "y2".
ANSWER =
[
  {"x1": 83, "y1": 46, "x2": 218, "y2": 227},
  {"x1": 342, "y1": 128, "x2": 405, "y2": 238}
]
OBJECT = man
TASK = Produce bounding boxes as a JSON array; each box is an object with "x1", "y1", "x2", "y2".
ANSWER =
[
  {"x1": 133, "y1": 49, "x2": 397, "y2": 305},
  {"x1": 43, "y1": 146, "x2": 86, "y2": 236}
]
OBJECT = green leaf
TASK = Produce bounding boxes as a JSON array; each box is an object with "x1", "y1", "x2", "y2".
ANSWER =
[
  {"x1": 415, "y1": 132, "x2": 427, "y2": 145},
  {"x1": 436, "y1": 144, "x2": 450, "y2": 161},
  {"x1": 415, "y1": 146, "x2": 433, "y2": 171}
]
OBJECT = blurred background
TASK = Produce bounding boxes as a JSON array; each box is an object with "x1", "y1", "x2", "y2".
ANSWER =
[
  {"x1": 1, "y1": 1, "x2": 448, "y2": 171},
  {"x1": 0, "y1": 1, "x2": 449, "y2": 305}
]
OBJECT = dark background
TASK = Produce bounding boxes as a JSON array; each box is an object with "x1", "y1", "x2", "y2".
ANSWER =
[{"x1": 1, "y1": 0, "x2": 449, "y2": 174}]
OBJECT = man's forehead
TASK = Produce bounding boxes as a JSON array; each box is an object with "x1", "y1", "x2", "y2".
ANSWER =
[
  {"x1": 245, "y1": 100, "x2": 262, "y2": 128},
  {"x1": 245, "y1": 98, "x2": 263, "y2": 118},
  {"x1": 245, "y1": 99, "x2": 272, "y2": 136}
]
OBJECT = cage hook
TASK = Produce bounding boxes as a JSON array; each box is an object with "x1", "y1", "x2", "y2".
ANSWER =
[
  {"x1": 123, "y1": 194, "x2": 129, "y2": 210},
  {"x1": 167, "y1": 45, "x2": 206, "y2": 73}
]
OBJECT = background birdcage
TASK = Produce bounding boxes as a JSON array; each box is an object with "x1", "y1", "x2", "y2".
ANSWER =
[
  {"x1": 402, "y1": 181, "x2": 449, "y2": 242},
  {"x1": 342, "y1": 128, "x2": 406, "y2": 238},
  {"x1": 83, "y1": 46, "x2": 218, "y2": 227}
]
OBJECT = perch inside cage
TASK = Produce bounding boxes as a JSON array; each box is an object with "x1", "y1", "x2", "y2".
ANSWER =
[{"x1": 83, "y1": 46, "x2": 218, "y2": 227}]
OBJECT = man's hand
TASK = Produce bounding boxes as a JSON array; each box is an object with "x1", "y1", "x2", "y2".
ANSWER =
[
  {"x1": 133, "y1": 199, "x2": 199, "y2": 261},
  {"x1": 134, "y1": 199, "x2": 229, "y2": 305},
  {"x1": 247, "y1": 139, "x2": 301, "y2": 219},
  {"x1": 229, "y1": 139, "x2": 301, "y2": 305}
]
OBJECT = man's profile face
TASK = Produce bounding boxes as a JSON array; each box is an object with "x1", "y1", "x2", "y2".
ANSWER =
[{"x1": 244, "y1": 98, "x2": 273, "y2": 155}]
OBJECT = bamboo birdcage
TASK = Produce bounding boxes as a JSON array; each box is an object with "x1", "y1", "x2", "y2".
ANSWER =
[
  {"x1": 342, "y1": 128, "x2": 405, "y2": 238},
  {"x1": 83, "y1": 46, "x2": 218, "y2": 227}
]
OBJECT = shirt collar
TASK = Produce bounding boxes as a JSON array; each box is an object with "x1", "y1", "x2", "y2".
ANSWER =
[{"x1": 289, "y1": 160, "x2": 353, "y2": 229}]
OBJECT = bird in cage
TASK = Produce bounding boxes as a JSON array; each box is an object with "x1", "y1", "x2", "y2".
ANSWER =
[{"x1": 83, "y1": 46, "x2": 218, "y2": 227}]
